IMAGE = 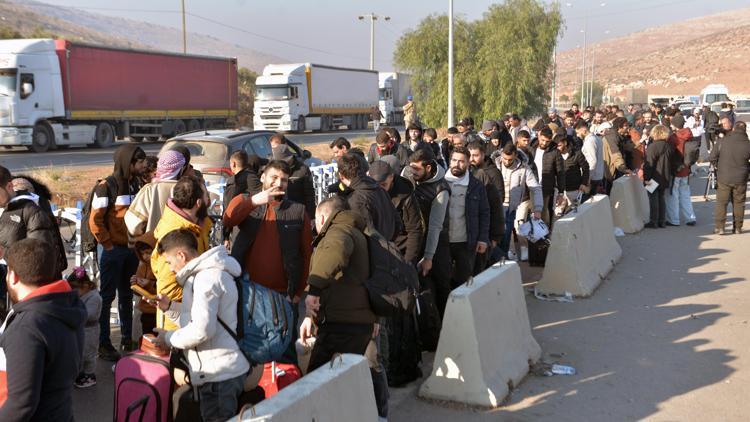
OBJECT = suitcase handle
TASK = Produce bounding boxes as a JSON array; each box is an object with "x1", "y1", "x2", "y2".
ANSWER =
[
  {"x1": 125, "y1": 395, "x2": 149, "y2": 422},
  {"x1": 238, "y1": 404, "x2": 257, "y2": 419}
]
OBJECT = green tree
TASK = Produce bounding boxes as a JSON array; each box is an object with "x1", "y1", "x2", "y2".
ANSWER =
[
  {"x1": 393, "y1": 0, "x2": 561, "y2": 127},
  {"x1": 237, "y1": 67, "x2": 258, "y2": 127},
  {"x1": 559, "y1": 94, "x2": 569, "y2": 103},
  {"x1": 0, "y1": 27, "x2": 23, "y2": 40},
  {"x1": 572, "y1": 81, "x2": 605, "y2": 108},
  {"x1": 28, "y1": 27, "x2": 58, "y2": 39}
]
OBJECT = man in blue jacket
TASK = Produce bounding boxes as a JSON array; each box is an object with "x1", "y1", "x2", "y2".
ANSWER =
[
  {"x1": 444, "y1": 146, "x2": 490, "y2": 287},
  {"x1": 0, "y1": 238, "x2": 86, "y2": 422}
]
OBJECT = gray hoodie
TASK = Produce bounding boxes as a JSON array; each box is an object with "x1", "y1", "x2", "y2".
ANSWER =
[{"x1": 165, "y1": 246, "x2": 250, "y2": 386}]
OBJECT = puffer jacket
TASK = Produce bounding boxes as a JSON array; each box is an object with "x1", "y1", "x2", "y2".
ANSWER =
[
  {"x1": 346, "y1": 175, "x2": 397, "y2": 241},
  {"x1": 151, "y1": 201, "x2": 212, "y2": 330},
  {"x1": 0, "y1": 195, "x2": 60, "y2": 271},
  {"x1": 529, "y1": 141, "x2": 566, "y2": 196},
  {"x1": 307, "y1": 210, "x2": 376, "y2": 326},
  {"x1": 497, "y1": 158, "x2": 544, "y2": 213},
  {"x1": 388, "y1": 175, "x2": 424, "y2": 264},
  {"x1": 165, "y1": 246, "x2": 250, "y2": 386}
]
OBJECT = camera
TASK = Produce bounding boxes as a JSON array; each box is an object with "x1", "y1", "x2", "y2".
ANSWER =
[{"x1": 708, "y1": 124, "x2": 726, "y2": 136}]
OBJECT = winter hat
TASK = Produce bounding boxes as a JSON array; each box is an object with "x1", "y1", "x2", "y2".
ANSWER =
[
  {"x1": 481, "y1": 120, "x2": 495, "y2": 132},
  {"x1": 379, "y1": 155, "x2": 401, "y2": 174},
  {"x1": 407, "y1": 95, "x2": 413, "y2": 101},
  {"x1": 11, "y1": 177, "x2": 34, "y2": 193},
  {"x1": 154, "y1": 150, "x2": 187, "y2": 182},
  {"x1": 671, "y1": 114, "x2": 685, "y2": 129}
]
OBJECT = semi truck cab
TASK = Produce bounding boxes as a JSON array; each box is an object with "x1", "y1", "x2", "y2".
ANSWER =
[
  {"x1": 379, "y1": 76, "x2": 394, "y2": 124},
  {"x1": 0, "y1": 39, "x2": 65, "y2": 149},
  {"x1": 253, "y1": 64, "x2": 308, "y2": 132}
]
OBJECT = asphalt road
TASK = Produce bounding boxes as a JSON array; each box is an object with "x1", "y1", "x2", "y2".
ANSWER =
[{"x1": 0, "y1": 128, "x2": 380, "y2": 172}]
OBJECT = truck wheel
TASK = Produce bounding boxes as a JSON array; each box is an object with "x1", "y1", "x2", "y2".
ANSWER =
[
  {"x1": 297, "y1": 116, "x2": 306, "y2": 133},
  {"x1": 173, "y1": 120, "x2": 187, "y2": 136},
  {"x1": 94, "y1": 122, "x2": 115, "y2": 148},
  {"x1": 187, "y1": 119, "x2": 201, "y2": 132},
  {"x1": 30, "y1": 123, "x2": 53, "y2": 153}
]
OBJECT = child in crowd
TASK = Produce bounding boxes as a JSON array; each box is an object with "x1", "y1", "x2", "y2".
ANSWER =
[
  {"x1": 131, "y1": 233, "x2": 157, "y2": 338},
  {"x1": 67, "y1": 267, "x2": 102, "y2": 388}
]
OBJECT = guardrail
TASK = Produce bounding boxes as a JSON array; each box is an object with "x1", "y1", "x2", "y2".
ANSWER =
[{"x1": 310, "y1": 163, "x2": 339, "y2": 205}]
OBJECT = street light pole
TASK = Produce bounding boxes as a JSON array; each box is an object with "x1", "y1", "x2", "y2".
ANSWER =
[
  {"x1": 580, "y1": 21, "x2": 587, "y2": 107},
  {"x1": 181, "y1": 0, "x2": 187, "y2": 54},
  {"x1": 448, "y1": 0, "x2": 454, "y2": 127},
  {"x1": 551, "y1": 45, "x2": 557, "y2": 109},
  {"x1": 588, "y1": 48, "x2": 596, "y2": 107},
  {"x1": 358, "y1": 13, "x2": 390, "y2": 71}
]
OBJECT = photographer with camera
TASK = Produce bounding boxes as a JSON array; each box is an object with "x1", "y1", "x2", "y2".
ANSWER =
[{"x1": 709, "y1": 121, "x2": 750, "y2": 235}]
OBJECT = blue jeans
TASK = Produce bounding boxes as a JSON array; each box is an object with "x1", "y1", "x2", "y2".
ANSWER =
[
  {"x1": 499, "y1": 208, "x2": 516, "y2": 257},
  {"x1": 666, "y1": 176, "x2": 696, "y2": 225},
  {"x1": 98, "y1": 245, "x2": 138, "y2": 346},
  {"x1": 197, "y1": 374, "x2": 245, "y2": 422}
]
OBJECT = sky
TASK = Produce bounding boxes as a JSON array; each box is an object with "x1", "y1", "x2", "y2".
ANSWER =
[{"x1": 37, "y1": 0, "x2": 750, "y2": 70}]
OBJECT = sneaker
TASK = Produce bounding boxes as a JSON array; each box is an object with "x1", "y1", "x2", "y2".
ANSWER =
[
  {"x1": 507, "y1": 250, "x2": 518, "y2": 261},
  {"x1": 74, "y1": 373, "x2": 97, "y2": 388},
  {"x1": 666, "y1": 222, "x2": 680, "y2": 227},
  {"x1": 686, "y1": 221, "x2": 696, "y2": 226},
  {"x1": 520, "y1": 246, "x2": 529, "y2": 262},
  {"x1": 98, "y1": 343, "x2": 121, "y2": 362}
]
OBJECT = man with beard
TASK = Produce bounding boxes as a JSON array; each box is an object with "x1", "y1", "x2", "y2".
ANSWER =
[
  {"x1": 590, "y1": 110, "x2": 606, "y2": 135},
  {"x1": 223, "y1": 160, "x2": 313, "y2": 304},
  {"x1": 367, "y1": 129, "x2": 411, "y2": 175},
  {"x1": 88, "y1": 144, "x2": 146, "y2": 359},
  {"x1": 404, "y1": 148, "x2": 452, "y2": 317},
  {"x1": 444, "y1": 147, "x2": 490, "y2": 287},
  {"x1": 151, "y1": 175, "x2": 212, "y2": 331},
  {"x1": 467, "y1": 141, "x2": 505, "y2": 268},
  {"x1": 270, "y1": 136, "x2": 316, "y2": 218},
  {"x1": 530, "y1": 128, "x2": 566, "y2": 226}
]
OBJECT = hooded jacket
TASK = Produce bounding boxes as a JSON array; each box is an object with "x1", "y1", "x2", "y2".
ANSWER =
[
  {"x1": 444, "y1": 170, "x2": 491, "y2": 251},
  {"x1": 0, "y1": 196, "x2": 61, "y2": 274},
  {"x1": 603, "y1": 132, "x2": 629, "y2": 181},
  {"x1": 560, "y1": 148, "x2": 591, "y2": 192},
  {"x1": 152, "y1": 201, "x2": 212, "y2": 330},
  {"x1": 388, "y1": 175, "x2": 424, "y2": 264},
  {"x1": 307, "y1": 210, "x2": 376, "y2": 326},
  {"x1": 164, "y1": 246, "x2": 250, "y2": 386},
  {"x1": 346, "y1": 175, "x2": 397, "y2": 241},
  {"x1": 90, "y1": 145, "x2": 144, "y2": 248},
  {"x1": 471, "y1": 161, "x2": 505, "y2": 244},
  {"x1": 530, "y1": 140, "x2": 566, "y2": 196},
  {"x1": 273, "y1": 147, "x2": 316, "y2": 218},
  {"x1": 367, "y1": 142, "x2": 411, "y2": 175},
  {"x1": 497, "y1": 157, "x2": 544, "y2": 213},
  {"x1": 667, "y1": 128, "x2": 694, "y2": 178},
  {"x1": 404, "y1": 164, "x2": 450, "y2": 260},
  {"x1": 0, "y1": 280, "x2": 86, "y2": 422}
]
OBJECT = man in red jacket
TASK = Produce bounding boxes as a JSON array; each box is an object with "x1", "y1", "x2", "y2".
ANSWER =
[{"x1": 666, "y1": 115, "x2": 697, "y2": 226}]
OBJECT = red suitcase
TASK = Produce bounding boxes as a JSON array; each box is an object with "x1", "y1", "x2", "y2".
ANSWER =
[{"x1": 258, "y1": 362, "x2": 301, "y2": 398}]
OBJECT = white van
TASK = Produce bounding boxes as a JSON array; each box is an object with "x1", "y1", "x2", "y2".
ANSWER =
[{"x1": 700, "y1": 84, "x2": 730, "y2": 106}]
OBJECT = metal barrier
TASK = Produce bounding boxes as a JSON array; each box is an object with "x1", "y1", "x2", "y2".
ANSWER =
[{"x1": 310, "y1": 163, "x2": 339, "y2": 205}]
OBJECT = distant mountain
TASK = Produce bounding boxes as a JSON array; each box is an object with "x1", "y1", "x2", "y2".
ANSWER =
[
  {"x1": 556, "y1": 6, "x2": 750, "y2": 99},
  {"x1": 0, "y1": 0, "x2": 285, "y2": 72}
]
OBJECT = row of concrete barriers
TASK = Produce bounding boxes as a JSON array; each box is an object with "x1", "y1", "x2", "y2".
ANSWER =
[{"x1": 230, "y1": 176, "x2": 651, "y2": 418}]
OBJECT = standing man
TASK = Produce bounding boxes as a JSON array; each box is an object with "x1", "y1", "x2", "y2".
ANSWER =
[
  {"x1": 90, "y1": 144, "x2": 146, "y2": 359},
  {"x1": 404, "y1": 149, "x2": 452, "y2": 317},
  {"x1": 403, "y1": 96, "x2": 416, "y2": 128},
  {"x1": 467, "y1": 141, "x2": 505, "y2": 267},
  {"x1": 270, "y1": 138, "x2": 316, "y2": 218},
  {"x1": 224, "y1": 150, "x2": 264, "y2": 210},
  {"x1": 703, "y1": 105, "x2": 720, "y2": 152},
  {"x1": 299, "y1": 196, "x2": 382, "y2": 419},
  {"x1": 0, "y1": 239, "x2": 86, "y2": 422},
  {"x1": 710, "y1": 121, "x2": 750, "y2": 235},
  {"x1": 556, "y1": 135, "x2": 590, "y2": 205},
  {"x1": 444, "y1": 147, "x2": 490, "y2": 287},
  {"x1": 684, "y1": 107, "x2": 705, "y2": 146},
  {"x1": 371, "y1": 106, "x2": 384, "y2": 133},
  {"x1": 367, "y1": 129, "x2": 411, "y2": 174},
  {"x1": 338, "y1": 152, "x2": 397, "y2": 241},
  {"x1": 665, "y1": 119, "x2": 697, "y2": 227},
  {"x1": 508, "y1": 114, "x2": 529, "y2": 144},
  {"x1": 223, "y1": 160, "x2": 313, "y2": 304},
  {"x1": 602, "y1": 118, "x2": 632, "y2": 194},
  {"x1": 404, "y1": 123, "x2": 427, "y2": 153},
  {"x1": 531, "y1": 128, "x2": 566, "y2": 226},
  {"x1": 578, "y1": 120, "x2": 604, "y2": 200},
  {"x1": 329, "y1": 137, "x2": 351, "y2": 161}
]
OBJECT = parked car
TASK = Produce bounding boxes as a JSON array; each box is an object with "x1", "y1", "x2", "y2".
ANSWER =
[{"x1": 159, "y1": 129, "x2": 322, "y2": 188}]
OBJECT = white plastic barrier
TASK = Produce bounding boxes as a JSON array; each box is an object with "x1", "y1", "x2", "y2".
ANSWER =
[
  {"x1": 232, "y1": 353, "x2": 378, "y2": 422},
  {"x1": 419, "y1": 262, "x2": 542, "y2": 407},
  {"x1": 609, "y1": 175, "x2": 649, "y2": 233},
  {"x1": 536, "y1": 194, "x2": 622, "y2": 297}
]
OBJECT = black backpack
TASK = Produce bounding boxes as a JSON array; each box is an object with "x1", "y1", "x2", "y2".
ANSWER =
[
  {"x1": 683, "y1": 139, "x2": 700, "y2": 169},
  {"x1": 363, "y1": 227, "x2": 419, "y2": 317},
  {"x1": 80, "y1": 177, "x2": 117, "y2": 253}
]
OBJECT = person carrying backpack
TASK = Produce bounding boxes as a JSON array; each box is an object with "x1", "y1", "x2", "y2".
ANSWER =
[
  {"x1": 89, "y1": 144, "x2": 146, "y2": 360},
  {"x1": 299, "y1": 196, "x2": 385, "y2": 419},
  {"x1": 666, "y1": 115, "x2": 697, "y2": 226},
  {"x1": 152, "y1": 229, "x2": 249, "y2": 422}
]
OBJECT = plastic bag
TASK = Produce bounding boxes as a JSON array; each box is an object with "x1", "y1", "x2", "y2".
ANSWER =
[{"x1": 518, "y1": 218, "x2": 549, "y2": 243}]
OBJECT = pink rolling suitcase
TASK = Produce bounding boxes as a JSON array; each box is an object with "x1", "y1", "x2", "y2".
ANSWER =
[{"x1": 114, "y1": 351, "x2": 172, "y2": 422}]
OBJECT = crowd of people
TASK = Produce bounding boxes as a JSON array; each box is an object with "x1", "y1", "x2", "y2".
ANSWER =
[{"x1": 0, "y1": 97, "x2": 747, "y2": 422}]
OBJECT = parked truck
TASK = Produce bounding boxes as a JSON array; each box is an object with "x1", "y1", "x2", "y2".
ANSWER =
[
  {"x1": 253, "y1": 63, "x2": 377, "y2": 132},
  {"x1": 0, "y1": 39, "x2": 238, "y2": 152},
  {"x1": 378, "y1": 72, "x2": 412, "y2": 125},
  {"x1": 622, "y1": 88, "x2": 648, "y2": 106}
]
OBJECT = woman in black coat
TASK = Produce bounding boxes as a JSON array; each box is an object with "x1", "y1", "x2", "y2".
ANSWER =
[{"x1": 643, "y1": 125, "x2": 677, "y2": 228}]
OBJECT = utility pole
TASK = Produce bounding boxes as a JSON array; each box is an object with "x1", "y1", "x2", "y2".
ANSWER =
[
  {"x1": 448, "y1": 0, "x2": 454, "y2": 127},
  {"x1": 358, "y1": 13, "x2": 390, "y2": 71},
  {"x1": 588, "y1": 48, "x2": 596, "y2": 107},
  {"x1": 181, "y1": 0, "x2": 187, "y2": 54},
  {"x1": 551, "y1": 45, "x2": 557, "y2": 109},
  {"x1": 580, "y1": 21, "x2": 587, "y2": 107}
]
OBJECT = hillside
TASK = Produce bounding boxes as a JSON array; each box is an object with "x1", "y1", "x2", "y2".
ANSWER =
[
  {"x1": 0, "y1": 0, "x2": 284, "y2": 71},
  {"x1": 556, "y1": 6, "x2": 750, "y2": 99}
]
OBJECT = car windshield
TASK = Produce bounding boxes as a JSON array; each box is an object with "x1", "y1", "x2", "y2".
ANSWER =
[
  {"x1": 705, "y1": 93, "x2": 729, "y2": 104},
  {"x1": 0, "y1": 69, "x2": 17, "y2": 96},
  {"x1": 255, "y1": 85, "x2": 290, "y2": 101},
  {"x1": 736, "y1": 100, "x2": 750, "y2": 111},
  {"x1": 379, "y1": 88, "x2": 386, "y2": 100},
  {"x1": 162, "y1": 140, "x2": 228, "y2": 164}
]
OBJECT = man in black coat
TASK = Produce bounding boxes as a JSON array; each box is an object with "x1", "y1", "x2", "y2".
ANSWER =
[
  {"x1": 530, "y1": 128, "x2": 566, "y2": 226},
  {"x1": 0, "y1": 238, "x2": 86, "y2": 422},
  {"x1": 710, "y1": 121, "x2": 750, "y2": 234},
  {"x1": 224, "y1": 150, "x2": 265, "y2": 210},
  {"x1": 467, "y1": 141, "x2": 505, "y2": 268},
  {"x1": 337, "y1": 152, "x2": 397, "y2": 241},
  {"x1": 272, "y1": 144, "x2": 316, "y2": 218},
  {"x1": 367, "y1": 129, "x2": 411, "y2": 175}
]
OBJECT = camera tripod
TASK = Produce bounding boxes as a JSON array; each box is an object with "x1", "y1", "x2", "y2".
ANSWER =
[{"x1": 704, "y1": 165, "x2": 717, "y2": 201}]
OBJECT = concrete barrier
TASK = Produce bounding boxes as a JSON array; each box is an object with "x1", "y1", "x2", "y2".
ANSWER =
[
  {"x1": 419, "y1": 262, "x2": 541, "y2": 407},
  {"x1": 232, "y1": 353, "x2": 378, "y2": 422},
  {"x1": 610, "y1": 175, "x2": 649, "y2": 233},
  {"x1": 536, "y1": 194, "x2": 623, "y2": 297}
]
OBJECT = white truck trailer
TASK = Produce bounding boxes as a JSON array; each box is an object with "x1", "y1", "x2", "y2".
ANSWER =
[
  {"x1": 378, "y1": 72, "x2": 412, "y2": 125},
  {"x1": 253, "y1": 63, "x2": 378, "y2": 132}
]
